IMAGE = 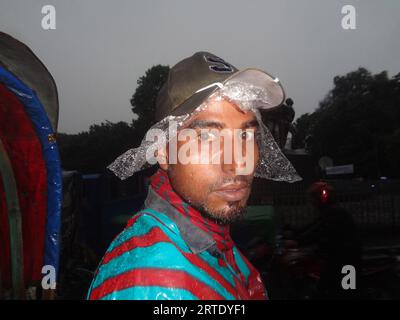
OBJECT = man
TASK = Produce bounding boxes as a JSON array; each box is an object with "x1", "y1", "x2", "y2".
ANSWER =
[
  {"x1": 295, "y1": 182, "x2": 362, "y2": 299},
  {"x1": 87, "y1": 52, "x2": 300, "y2": 300}
]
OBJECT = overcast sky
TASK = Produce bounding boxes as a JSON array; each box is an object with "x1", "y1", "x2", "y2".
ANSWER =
[{"x1": 1, "y1": 0, "x2": 399, "y2": 134}]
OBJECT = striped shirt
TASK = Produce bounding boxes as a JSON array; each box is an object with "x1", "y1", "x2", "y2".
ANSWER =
[{"x1": 87, "y1": 185, "x2": 267, "y2": 300}]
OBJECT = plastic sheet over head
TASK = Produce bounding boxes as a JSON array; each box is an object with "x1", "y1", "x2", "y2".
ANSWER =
[{"x1": 107, "y1": 81, "x2": 302, "y2": 183}]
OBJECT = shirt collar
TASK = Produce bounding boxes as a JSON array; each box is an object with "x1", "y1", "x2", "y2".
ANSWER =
[{"x1": 144, "y1": 186, "x2": 221, "y2": 256}]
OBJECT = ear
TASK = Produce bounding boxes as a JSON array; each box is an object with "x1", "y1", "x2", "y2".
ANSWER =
[{"x1": 155, "y1": 145, "x2": 169, "y2": 171}]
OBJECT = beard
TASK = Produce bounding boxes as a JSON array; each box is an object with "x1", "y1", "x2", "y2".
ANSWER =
[
  {"x1": 168, "y1": 169, "x2": 252, "y2": 225},
  {"x1": 188, "y1": 199, "x2": 247, "y2": 225}
]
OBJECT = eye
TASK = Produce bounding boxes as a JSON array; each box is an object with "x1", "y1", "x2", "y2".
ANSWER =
[
  {"x1": 241, "y1": 130, "x2": 255, "y2": 141},
  {"x1": 198, "y1": 131, "x2": 218, "y2": 142}
]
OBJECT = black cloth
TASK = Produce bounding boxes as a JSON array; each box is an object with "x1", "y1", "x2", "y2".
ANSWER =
[{"x1": 296, "y1": 205, "x2": 362, "y2": 299}]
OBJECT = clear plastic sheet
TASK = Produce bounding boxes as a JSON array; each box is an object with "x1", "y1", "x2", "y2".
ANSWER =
[{"x1": 107, "y1": 82, "x2": 302, "y2": 183}]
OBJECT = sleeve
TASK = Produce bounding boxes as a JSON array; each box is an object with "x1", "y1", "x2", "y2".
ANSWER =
[{"x1": 87, "y1": 213, "x2": 202, "y2": 300}]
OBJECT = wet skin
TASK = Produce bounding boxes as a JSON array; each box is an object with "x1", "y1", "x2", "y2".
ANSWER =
[{"x1": 157, "y1": 98, "x2": 260, "y2": 225}]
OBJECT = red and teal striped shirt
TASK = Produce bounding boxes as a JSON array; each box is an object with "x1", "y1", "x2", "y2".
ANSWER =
[{"x1": 87, "y1": 170, "x2": 267, "y2": 300}]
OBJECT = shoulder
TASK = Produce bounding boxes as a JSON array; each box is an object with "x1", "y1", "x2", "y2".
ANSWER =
[{"x1": 87, "y1": 210, "x2": 193, "y2": 300}]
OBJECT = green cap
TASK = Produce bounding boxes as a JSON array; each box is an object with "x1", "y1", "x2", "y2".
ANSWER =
[{"x1": 155, "y1": 51, "x2": 285, "y2": 122}]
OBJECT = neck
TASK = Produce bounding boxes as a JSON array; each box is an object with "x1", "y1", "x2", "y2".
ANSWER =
[{"x1": 149, "y1": 169, "x2": 232, "y2": 251}]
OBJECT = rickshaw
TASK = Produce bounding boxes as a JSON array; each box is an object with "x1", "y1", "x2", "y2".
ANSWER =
[{"x1": 0, "y1": 32, "x2": 62, "y2": 299}]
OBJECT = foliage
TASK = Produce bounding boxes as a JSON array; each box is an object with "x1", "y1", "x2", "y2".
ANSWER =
[
  {"x1": 292, "y1": 68, "x2": 400, "y2": 178},
  {"x1": 130, "y1": 65, "x2": 170, "y2": 139},
  {"x1": 58, "y1": 65, "x2": 170, "y2": 173}
]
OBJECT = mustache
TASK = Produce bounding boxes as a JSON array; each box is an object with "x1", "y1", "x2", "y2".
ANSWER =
[{"x1": 210, "y1": 175, "x2": 252, "y2": 191}]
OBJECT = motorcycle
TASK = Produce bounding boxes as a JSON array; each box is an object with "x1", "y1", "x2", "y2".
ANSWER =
[{"x1": 266, "y1": 242, "x2": 400, "y2": 300}]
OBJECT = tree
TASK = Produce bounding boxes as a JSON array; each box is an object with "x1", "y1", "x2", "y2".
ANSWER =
[
  {"x1": 58, "y1": 65, "x2": 170, "y2": 173},
  {"x1": 292, "y1": 113, "x2": 315, "y2": 150},
  {"x1": 58, "y1": 121, "x2": 137, "y2": 173},
  {"x1": 130, "y1": 65, "x2": 170, "y2": 140},
  {"x1": 293, "y1": 67, "x2": 400, "y2": 178}
]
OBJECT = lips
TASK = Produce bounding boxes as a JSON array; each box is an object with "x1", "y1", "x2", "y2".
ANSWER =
[{"x1": 214, "y1": 183, "x2": 249, "y2": 202}]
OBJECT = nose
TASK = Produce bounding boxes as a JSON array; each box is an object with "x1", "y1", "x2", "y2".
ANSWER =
[{"x1": 221, "y1": 131, "x2": 251, "y2": 175}]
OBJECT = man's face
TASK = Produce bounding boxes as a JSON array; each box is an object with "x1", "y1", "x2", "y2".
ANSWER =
[{"x1": 159, "y1": 98, "x2": 260, "y2": 225}]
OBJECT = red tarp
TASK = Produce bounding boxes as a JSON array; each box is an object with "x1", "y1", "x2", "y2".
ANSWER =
[{"x1": 0, "y1": 83, "x2": 47, "y2": 287}]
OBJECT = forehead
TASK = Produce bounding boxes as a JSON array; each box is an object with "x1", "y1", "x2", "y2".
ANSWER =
[{"x1": 185, "y1": 98, "x2": 257, "y2": 128}]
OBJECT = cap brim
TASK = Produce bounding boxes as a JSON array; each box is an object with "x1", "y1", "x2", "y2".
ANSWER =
[
  {"x1": 224, "y1": 68, "x2": 285, "y2": 110},
  {"x1": 170, "y1": 68, "x2": 285, "y2": 118}
]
